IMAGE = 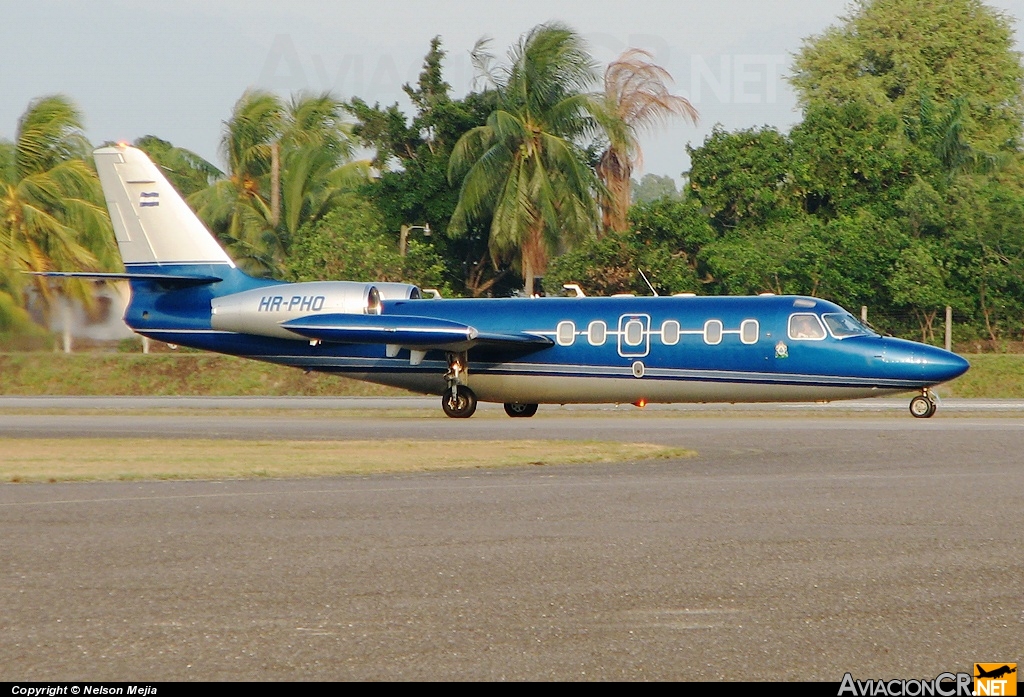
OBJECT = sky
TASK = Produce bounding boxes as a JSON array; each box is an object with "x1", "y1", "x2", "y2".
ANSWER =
[{"x1": 3, "y1": 0, "x2": 1024, "y2": 183}]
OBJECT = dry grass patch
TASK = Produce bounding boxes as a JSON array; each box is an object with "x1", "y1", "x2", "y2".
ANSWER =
[{"x1": 0, "y1": 438, "x2": 694, "y2": 482}]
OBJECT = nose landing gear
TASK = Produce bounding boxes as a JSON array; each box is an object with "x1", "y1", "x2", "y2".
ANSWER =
[{"x1": 909, "y1": 389, "x2": 938, "y2": 418}]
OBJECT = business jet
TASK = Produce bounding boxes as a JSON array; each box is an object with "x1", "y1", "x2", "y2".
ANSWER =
[{"x1": 45, "y1": 144, "x2": 969, "y2": 419}]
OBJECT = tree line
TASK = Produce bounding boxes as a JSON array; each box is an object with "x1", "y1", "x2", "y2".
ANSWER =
[{"x1": 4, "y1": 1, "x2": 1024, "y2": 346}]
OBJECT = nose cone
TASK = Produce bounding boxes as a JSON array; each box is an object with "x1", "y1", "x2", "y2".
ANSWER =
[
  {"x1": 881, "y1": 339, "x2": 970, "y2": 385},
  {"x1": 920, "y1": 346, "x2": 970, "y2": 384}
]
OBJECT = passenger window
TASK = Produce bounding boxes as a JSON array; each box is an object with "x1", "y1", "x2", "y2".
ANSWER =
[
  {"x1": 556, "y1": 320, "x2": 576, "y2": 346},
  {"x1": 788, "y1": 313, "x2": 826, "y2": 340},
  {"x1": 661, "y1": 320, "x2": 680, "y2": 345},
  {"x1": 588, "y1": 320, "x2": 606, "y2": 346},
  {"x1": 740, "y1": 319, "x2": 759, "y2": 344},
  {"x1": 624, "y1": 319, "x2": 644, "y2": 346},
  {"x1": 704, "y1": 319, "x2": 723, "y2": 345}
]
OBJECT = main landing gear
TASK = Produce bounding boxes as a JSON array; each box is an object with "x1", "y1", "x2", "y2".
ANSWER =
[
  {"x1": 909, "y1": 389, "x2": 938, "y2": 418},
  {"x1": 442, "y1": 351, "x2": 477, "y2": 418},
  {"x1": 442, "y1": 384, "x2": 477, "y2": 418},
  {"x1": 503, "y1": 402, "x2": 538, "y2": 418},
  {"x1": 439, "y1": 350, "x2": 540, "y2": 419}
]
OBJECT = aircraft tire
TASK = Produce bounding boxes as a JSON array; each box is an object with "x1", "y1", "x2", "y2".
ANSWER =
[
  {"x1": 909, "y1": 395, "x2": 935, "y2": 418},
  {"x1": 503, "y1": 402, "x2": 539, "y2": 418},
  {"x1": 442, "y1": 386, "x2": 477, "y2": 418}
]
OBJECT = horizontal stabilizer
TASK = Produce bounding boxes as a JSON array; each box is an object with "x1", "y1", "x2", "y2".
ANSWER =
[
  {"x1": 281, "y1": 313, "x2": 552, "y2": 351},
  {"x1": 28, "y1": 271, "x2": 222, "y2": 286}
]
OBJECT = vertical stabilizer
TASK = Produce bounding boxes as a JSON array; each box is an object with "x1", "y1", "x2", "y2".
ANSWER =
[{"x1": 93, "y1": 145, "x2": 234, "y2": 268}]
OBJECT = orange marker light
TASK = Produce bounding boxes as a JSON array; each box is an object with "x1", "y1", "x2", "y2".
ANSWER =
[{"x1": 633, "y1": 399, "x2": 647, "y2": 408}]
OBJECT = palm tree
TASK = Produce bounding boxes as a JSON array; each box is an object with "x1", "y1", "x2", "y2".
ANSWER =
[
  {"x1": 191, "y1": 90, "x2": 368, "y2": 276},
  {"x1": 277, "y1": 92, "x2": 369, "y2": 244},
  {"x1": 190, "y1": 90, "x2": 284, "y2": 275},
  {"x1": 0, "y1": 95, "x2": 116, "y2": 316},
  {"x1": 448, "y1": 23, "x2": 602, "y2": 295},
  {"x1": 594, "y1": 48, "x2": 698, "y2": 232}
]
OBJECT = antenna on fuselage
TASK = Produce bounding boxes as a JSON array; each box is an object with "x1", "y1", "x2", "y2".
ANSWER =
[{"x1": 638, "y1": 269, "x2": 659, "y2": 297}]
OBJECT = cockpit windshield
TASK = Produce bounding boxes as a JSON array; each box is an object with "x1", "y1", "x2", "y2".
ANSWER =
[{"x1": 822, "y1": 313, "x2": 874, "y2": 339}]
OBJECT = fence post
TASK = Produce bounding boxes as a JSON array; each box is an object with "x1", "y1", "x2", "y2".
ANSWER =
[
  {"x1": 944, "y1": 306, "x2": 952, "y2": 352},
  {"x1": 861, "y1": 306, "x2": 868, "y2": 323},
  {"x1": 61, "y1": 301, "x2": 73, "y2": 354}
]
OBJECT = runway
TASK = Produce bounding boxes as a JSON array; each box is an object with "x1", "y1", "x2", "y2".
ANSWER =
[{"x1": 1, "y1": 399, "x2": 1022, "y2": 680}]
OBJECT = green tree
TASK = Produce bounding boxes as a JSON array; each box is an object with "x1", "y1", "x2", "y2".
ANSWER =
[
  {"x1": 593, "y1": 48, "x2": 697, "y2": 232},
  {"x1": 285, "y1": 195, "x2": 450, "y2": 294},
  {"x1": 688, "y1": 126, "x2": 805, "y2": 231},
  {"x1": 787, "y1": 0, "x2": 1024, "y2": 221},
  {"x1": 631, "y1": 173, "x2": 679, "y2": 204},
  {"x1": 790, "y1": 99, "x2": 918, "y2": 218},
  {"x1": 448, "y1": 23, "x2": 602, "y2": 295},
  {"x1": 347, "y1": 37, "x2": 498, "y2": 296},
  {"x1": 791, "y1": 0, "x2": 1024, "y2": 155},
  {"x1": 545, "y1": 197, "x2": 714, "y2": 296},
  {"x1": 941, "y1": 172, "x2": 1024, "y2": 342},
  {"x1": 0, "y1": 95, "x2": 116, "y2": 319}
]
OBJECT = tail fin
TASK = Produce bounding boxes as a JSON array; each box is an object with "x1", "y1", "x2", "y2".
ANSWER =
[{"x1": 93, "y1": 145, "x2": 234, "y2": 268}]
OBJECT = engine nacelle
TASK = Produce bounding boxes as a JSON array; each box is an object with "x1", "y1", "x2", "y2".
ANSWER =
[{"x1": 211, "y1": 281, "x2": 420, "y2": 339}]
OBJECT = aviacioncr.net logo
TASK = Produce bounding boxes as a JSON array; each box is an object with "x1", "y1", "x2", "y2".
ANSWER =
[{"x1": 838, "y1": 672, "x2": 973, "y2": 696}]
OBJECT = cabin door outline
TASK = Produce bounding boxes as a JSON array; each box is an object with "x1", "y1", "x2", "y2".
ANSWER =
[{"x1": 617, "y1": 314, "x2": 650, "y2": 358}]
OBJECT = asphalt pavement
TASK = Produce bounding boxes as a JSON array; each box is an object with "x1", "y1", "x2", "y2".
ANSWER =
[{"x1": 0, "y1": 399, "x2": 1021, "y2": 680}]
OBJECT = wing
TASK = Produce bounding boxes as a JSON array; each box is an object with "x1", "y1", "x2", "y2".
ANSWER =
[{"x1": 280, "y1": 313, "x2": 553, "y2": 353}]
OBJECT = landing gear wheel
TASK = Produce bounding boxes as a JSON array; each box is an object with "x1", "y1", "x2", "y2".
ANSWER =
[
  {"x1": 909, "y1": 394, "x2": 936, "y2": 418},
  {"x1": 504, "y1": 402, "x2": 539, "y2": 418},
  {"x1": 442, "y1": 385, "x2": 477, "y2": 419}
]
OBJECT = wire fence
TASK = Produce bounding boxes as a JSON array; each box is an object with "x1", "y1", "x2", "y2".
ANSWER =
[{"x1": 860, "y1": 306, "x2": 1024, "y2": 353}]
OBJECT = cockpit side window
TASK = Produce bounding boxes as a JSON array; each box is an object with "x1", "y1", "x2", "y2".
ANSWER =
[
  {"x1": 822, "y1": 313, "x2": 874, "y2": 339},
  {"x1": 788, "y1": 313, "x2": 826, "y2": 340}
]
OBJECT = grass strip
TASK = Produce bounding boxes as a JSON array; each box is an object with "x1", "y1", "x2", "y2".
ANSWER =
[
  {"x1": 0, "y1": 353, "x2": 413, "y2": 397},
  {"x1": 0, "y1": 438, "x2": 694, "y2": 483}
]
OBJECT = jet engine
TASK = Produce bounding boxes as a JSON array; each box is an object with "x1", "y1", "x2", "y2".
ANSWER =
[{"x1": 211, "y1": 281, "x2": 420, "y2": 339}]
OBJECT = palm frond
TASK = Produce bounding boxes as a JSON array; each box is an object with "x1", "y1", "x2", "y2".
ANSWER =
[
  {"x1": 222, "y1": 89, "x2": 285, "y2": 179},
  {"x1": 594, "y1": 48, "x2": 698, "y2": 231},
  {"x1": 15, "y1": 95, "x2": 89, "y2": 178},
  {"x1": 470, "y1": 37, "x2": 499, "y2": 92}
]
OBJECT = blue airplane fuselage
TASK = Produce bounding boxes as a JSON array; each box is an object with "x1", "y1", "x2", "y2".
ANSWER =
[{"x1": 121, "y1": 262, "x2": 969, "y2": 406}]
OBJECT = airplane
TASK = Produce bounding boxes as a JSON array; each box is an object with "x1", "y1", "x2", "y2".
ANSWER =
[
  {"x1": 975, "y1": 665, "x2": 1017, "y2": 680},
  {"x1": 43, "y1": 144, "x2": 970, "y2": 419}
]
